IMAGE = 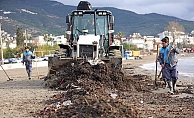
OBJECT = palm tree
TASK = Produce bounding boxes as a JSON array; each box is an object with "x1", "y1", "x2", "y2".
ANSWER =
[
  {"x1": 44, "y1": 34, "x2": 49, "y2": 45},
  {"x1": 5, "y1": 40, "x2": 11, "y2": 48},
  {"x1": 48, "y1": 37, "x2": 54, "y2": 46},
  {"x1": 44, "y1": 34, "x2": 55, "y2": 46},
  {"x1": 152, "y1": 39, "x2": 156, "y2": 50}
]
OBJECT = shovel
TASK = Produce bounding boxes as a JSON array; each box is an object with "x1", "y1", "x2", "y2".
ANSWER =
[
  {"x1": 0, "y1": 65, "x2": 13, "y2": 81},
  {"x1": 154, "y1": 44, "x2": 159, "y2": 86}
]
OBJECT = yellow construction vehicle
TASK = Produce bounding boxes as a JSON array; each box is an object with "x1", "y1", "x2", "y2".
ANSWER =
[{"x1": 125, "y1": 50, "x2": 140, "y2": 60}]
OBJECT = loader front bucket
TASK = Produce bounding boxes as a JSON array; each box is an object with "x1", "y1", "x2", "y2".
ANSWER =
[
  {"x1": 48, "y1": 57, "x2": 85, "y2": 76},
  {"x1": 101, "y1": 57, "x2": 122, "y2": 68},
  {"x1": 48, "y1": 57, "x2": 72, "y2": 75}
]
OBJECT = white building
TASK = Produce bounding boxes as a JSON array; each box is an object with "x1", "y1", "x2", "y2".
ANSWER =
[
  {"x1": 9, "y1": 40, "x2": 17, "y2": 49},
  {"x1": 34, "y1": 36, "x2": 46, "y2": 46},
  {"x1": 34, "y1": 35, "x2": 67, "y2": 46},
  {"x1": 158, "y1": 31, "x2": 188, "y2": 44},
  {"x1": 187, "y1": 36, "x2": 194, "y2": 44},
  {"x1": 143, "y1": 36, "x2": 160, "y2": 51},
  {"x1": 52, "y1": 35, "x2": 67, "y2": 45},
  {"x1": 124, "y1": 33, "x2": 145, "y2": 48}
]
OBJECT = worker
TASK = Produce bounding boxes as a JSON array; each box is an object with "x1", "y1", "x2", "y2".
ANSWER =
[
  {"x1": 85, "y1": 19, "x2": 95, "y2": 34},
  {"x1": 158, "y1": 37, "x2": 179, "y2": 94},
  {"x1": 22, "y1": 46, "x2": 35, "y2": 80}
]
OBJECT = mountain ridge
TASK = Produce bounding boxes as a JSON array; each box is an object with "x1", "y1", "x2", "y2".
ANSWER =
[{"x1": 0, "y1": 0, "x2": 194, "y2": 36}]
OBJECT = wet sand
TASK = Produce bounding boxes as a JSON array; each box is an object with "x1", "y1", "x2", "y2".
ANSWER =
[
  {"x1": 123, "y1": 52, "x2": 194, "y2": 93},
  {"x1": 123, "y1": 52, "x2": 194, "y2": 83}
]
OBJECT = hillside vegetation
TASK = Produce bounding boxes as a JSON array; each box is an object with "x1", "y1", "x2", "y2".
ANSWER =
[{"x1": 0, "y1": 0, "x2": 194, "y2": 36}]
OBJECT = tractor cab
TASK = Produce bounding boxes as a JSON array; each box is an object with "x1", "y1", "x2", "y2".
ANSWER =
[{"x1": 65, "y1": 1, "x2": 115, "y2": 57}]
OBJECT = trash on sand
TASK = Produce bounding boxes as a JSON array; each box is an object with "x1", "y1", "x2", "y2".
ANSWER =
[
  {"x1": 110, "y1": 93, "x2": 118, "y2": 99},
  {"x1": 63, "y1": 100, "x2": 72, "y2": 106}
]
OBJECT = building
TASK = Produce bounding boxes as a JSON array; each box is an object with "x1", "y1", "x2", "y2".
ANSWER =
[
  {"x1": 34, "y1": 35, "x2": 67, "y2": 46},
  {"x1": 143, "y1": 36, "x2": 160, "y2": 51},
  {"x1": 158, "y1": 30, "x2": 190, "y2": 44},
  {"x1": 34, "y1": 36, "x2": 46, "y2": 46},
  {"x1": 1, "y1": 30, "x2": 17, "y2": 49},
  {"x1": 124, "y1": 33, "x2": 145, "y2": 48},
  {"x1": 53, "y1": 35, "x2": 67, "y2": 45}
]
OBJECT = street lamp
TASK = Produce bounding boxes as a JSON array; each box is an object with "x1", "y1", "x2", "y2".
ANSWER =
[
  {"x1": 25, "y1": 29, "x2": 27, "y2": 46},
  {"x1": 0, "y1": 23, "x2": 4, "y2": 65}
]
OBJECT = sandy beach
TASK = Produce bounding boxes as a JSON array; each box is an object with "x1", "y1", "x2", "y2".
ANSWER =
[
  {"x1": 0, "y1": 52, "x2": 193, "y2": 117},
  {"x1": 0, "y1": 66, "x2": 63, "y2": 118}
]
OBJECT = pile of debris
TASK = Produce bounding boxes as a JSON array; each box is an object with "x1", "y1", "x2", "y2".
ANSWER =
[
  {"x1": 36, "y1": 61, "x2": 152, "y2": 117},
  {"x1": 35, "y1": 61, "x2": 194, "y2": 117},
  {"x1": 44, "y1": 60, "x2": 132, "y2": 91}
]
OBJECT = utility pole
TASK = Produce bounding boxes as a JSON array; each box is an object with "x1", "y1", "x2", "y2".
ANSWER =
[
  {"x1": 25, "y1": 29, "x2": 27, "y2": 46},
  {"x1": 0, "y1": 23, "x2": 4, "y2": 64}
]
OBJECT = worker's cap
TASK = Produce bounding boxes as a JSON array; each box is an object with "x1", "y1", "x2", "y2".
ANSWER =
[
  {"x1": 25, "y1": 46, "x2": 30, "y2": 49},
  {"x1": 161, "y1": 36, "x2": 169, "y2": 43}
]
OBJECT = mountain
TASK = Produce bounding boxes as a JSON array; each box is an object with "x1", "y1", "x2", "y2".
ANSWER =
[{"x1": 0, "y1": 0, "x2": 194, "y2": 36}]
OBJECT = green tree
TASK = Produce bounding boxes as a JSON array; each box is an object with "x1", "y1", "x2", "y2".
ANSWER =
[
  {"x1": 16, "y1": 28, "x2": 25, "y2": 46},
  {"x1": 121, "y1": 43, "x2": 139, "y2": 51},
  {"x1": 121, "y1": 43, "x2": 130, "y2": 50},
  {"x1": 130, "y1": 44, "x2": 139, "y2": 51},
  {"x1": 35, "y1": 44, "x2": 59, "y2": 57},
  {"x1": 27, "y1": 43, "x2": 38, "y2": 52},
  {"x1": 4, "y1": 47, "x2": 14, "y2": 58},
  {"x1": 176, "y1": 42, "x2": 183, "y2": 49},
  {"x1": 5, "y1": 40, "x2": 11, "y2": 48},
  {"x1": 44, "y1": 34, "x2": 54, "y2": 46}
]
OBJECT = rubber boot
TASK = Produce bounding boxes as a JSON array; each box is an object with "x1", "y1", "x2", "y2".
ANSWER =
[
  {"x1": 167, "y1": 81, "x2": 174, "y2": 95},
  {"x1": 172, "y1": 80, "x2": 177, "y2": 92},
  {"x1": 28, "y1": 72, "x2": 31, "y2": 80},
  {"x1": 162, "y1": 77, "x2": 167, "y2": 89}
]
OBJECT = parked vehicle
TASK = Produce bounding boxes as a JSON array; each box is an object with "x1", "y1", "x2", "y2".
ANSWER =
[
  {"x1": 16, "y1": 58, "x2": 23, "y2": 63},
  {"x1": 183, "y1": 47, "x2": 194, "y2": 53},
  {"x1": 32, "y1": 57, "x2": 42, "y2": 62},
  {"x1": 125, "y1": 50, "x2": 141, "y2": 60},
  {"x1": 40, "y1": 56, "x2": 48, "y2": 61},
  {"x1": 191, "y1": 47, "x2": 194, "y2": 53},
  {"x1": 9, "y1": 58, "x2": 18, "y2": 63},
  {"x1": 4, "y1": 59, "x2": 10, "y2": 64}
]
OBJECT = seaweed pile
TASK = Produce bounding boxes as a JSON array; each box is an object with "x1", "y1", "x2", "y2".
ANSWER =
[{"x1": 36, "y1": 61, "x2": 194, "y2": 118}]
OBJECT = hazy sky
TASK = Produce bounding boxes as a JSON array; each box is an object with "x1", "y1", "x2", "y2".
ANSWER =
[{"x1": 55, "y1": 0, "x2": 194, "y2": 21}]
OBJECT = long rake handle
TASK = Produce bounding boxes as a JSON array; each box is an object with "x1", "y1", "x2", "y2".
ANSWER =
[
  {"x1": 33, "y1": 49, "x2": 40, "y2": 79},
  {"x1": 36, "y1": 61, "x2": 40, "y2": 79},
  {"x1": 154, "y1": 44, "x2": 159, "y2": 86},
  {"x1": 0, "y1": 65, "x2": 12, "y2": 80}
]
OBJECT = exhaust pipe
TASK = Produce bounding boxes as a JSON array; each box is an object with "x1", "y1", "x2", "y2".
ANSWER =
[
  {"x1": 73, "y1": 42, "x2": 77, "y2": 60},
  {"x1": 93, "y1": 41, "x2": 98, "y2": 59}
]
